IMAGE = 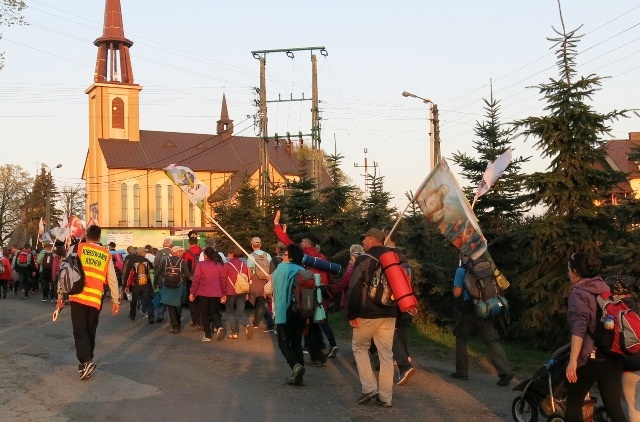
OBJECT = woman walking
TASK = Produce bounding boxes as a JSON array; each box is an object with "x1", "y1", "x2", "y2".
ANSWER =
[
  {"x1": 272, "y1": 243, "x2": 307, "y2": 386},
  {"x1": 565, "y1": 251, "x2": 627, "y2": 422},
  {"x1": 189, "y1": 247, "x2": 227, "y2": 342},
  {"x1": 223, "y1": 245, "x2": 252, "y2": 340}
]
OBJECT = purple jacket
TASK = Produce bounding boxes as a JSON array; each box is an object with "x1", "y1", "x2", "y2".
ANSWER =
[
  {"x1": 190, "y1": 260, "x2": 227, "y2": 298},
  {"x1": 567, "y1": 276, "x2": 610, "y2": 367},
  {"x1": 222, "y1": 258, "x2": 250, "y2": 295}
]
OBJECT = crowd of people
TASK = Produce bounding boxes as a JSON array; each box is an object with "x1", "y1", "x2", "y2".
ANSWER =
[{"x1": 5, "y1": 216, "x2": 640, "y2": 420}]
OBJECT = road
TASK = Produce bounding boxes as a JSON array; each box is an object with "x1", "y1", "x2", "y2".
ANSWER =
[{"x1": 0, "y1": 295, "x2": 515, "y2": 422}]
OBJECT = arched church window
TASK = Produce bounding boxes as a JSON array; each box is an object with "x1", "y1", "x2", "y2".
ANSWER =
[
  {"x1": 112, "y1": 97, "x2": 125, "y2": 129},
  {"x1": 133, "y1": 184, "x2": 140, "y2": 227},
  {"x1": 120, "y1": 183, "x2": 127, "y2": 225}
]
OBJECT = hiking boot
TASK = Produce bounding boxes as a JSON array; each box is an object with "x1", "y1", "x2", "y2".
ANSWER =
[
  {"x1": 80, "y1": 362, "x2": 96, "y2": 380},
  {"x1": 397, "y1": 367, "x2": 416, "y2": 386},
  {"x1": 215, "y1": 327, "x2": 225, "y2": 341},
  {"x1": 497, "y1": 372, "x2": 514, "y2": 386},
  {"x1": 328, "y1": 346, "x2": 339, "y2": 358},
  {"x1": 449, "y1": 372, "x2": 469, "y2": 381},
  {"x1": 293, "y1": 363, "x2": 305, "y2": 385},
  {"x1": 376, "y1": 397, "x2": 393, "y2": 408},
  {"x1": 285, "y1": 373, "x2": 296, "y2": 385},
  {"x1": 357, "y1": 391, "x2": 378, "y2": 404},
  {"x1": 246, "y1": 325, "x2": 253, "y2": 340}
]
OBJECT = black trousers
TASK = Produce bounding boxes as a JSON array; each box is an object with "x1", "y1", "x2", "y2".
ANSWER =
[
  {"x1": 129, "y1": 284, "x2": 153, "y2": 319},
  {"x1": 0, "y1": 280, "x2": 8, "y2": 298},
  {"x1": 186, "y1": 279, "x2": 200, "y2": 325},
  {"x1": 276, "y1": 313, "x2": 306, "y2": 369},
  {"x1": 70, "y1": 301, "x2": 101, "y2": 364},
  {"x1": 197, "y1": 296, "x2": 222, "y2": 339},
  {"x1": 41, "y1": 270, "x2": 53, "y2": 299},
  {"x1": 565, "y1": 355, "x2": 627, "y2": 422},
  {"x1": 306, "y1": 322, "x2": 326, "y2": 361},
  {"x1": 253, "y1": 296, "x2": 274, "y2": 328},
  {"x1": 167, "y1": 305, "x2": 182, "y2": 330}
]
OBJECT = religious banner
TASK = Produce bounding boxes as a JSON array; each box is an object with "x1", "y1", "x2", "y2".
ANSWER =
[
  {"x1": 472, "y1": 148, "x2": 513, "y2": 209},
  {"x1": 164, "y1": 164, "x2": 209, "y2": 209},
  {"x1": 414, "y1": 160, "x2": 487, "y2": 259}
]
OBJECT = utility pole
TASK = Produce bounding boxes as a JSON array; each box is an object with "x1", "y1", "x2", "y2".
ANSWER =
[
  {"x1": 354, "y1": 149, "x2": 377, "y2": 197},
  {"x1": 402, "y1": 91, "x2": 440, "y2": 170},
  {"x1": 251, "y1": 46, "x2": 327, "y2": 199}
]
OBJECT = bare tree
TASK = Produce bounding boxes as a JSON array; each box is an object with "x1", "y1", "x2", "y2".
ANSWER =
[
  {"x1": 58, "y1": 184, "x2": 86, "y2": 221},
  {"x1": 0, "y1": 164, "x2": 32, "y2": 246}
]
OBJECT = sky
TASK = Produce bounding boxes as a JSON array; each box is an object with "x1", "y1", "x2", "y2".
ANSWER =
[{"x1": 1, "y1": 0, "x2": 639, "y2": 210}]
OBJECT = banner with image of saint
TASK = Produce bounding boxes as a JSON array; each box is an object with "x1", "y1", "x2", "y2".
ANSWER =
[
  {"x1": 164, "y1": 164, "x2": 209, "y2": 209},
  {"x1": 413, "y1": 160, "x2": 487, "y2": 259}
]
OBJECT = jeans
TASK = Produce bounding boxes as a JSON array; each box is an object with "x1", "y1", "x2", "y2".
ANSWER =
[
  {"x1": 320, "y1": 313, "x2": 337, "y2": 349},
  {"x1": 227, "y1": 294, "x2": 249, "y2": 334},
  {"x1": 253, "y1": 296, "x2": 274, "y2": 328},
  {"x1": 276, "y1": 312, "x2": 307, "y2": 369},
  {"x1": 352, "y1": 317, "x2": 395, "y2": 404},
  {"x1": 18, "y1": 271, "x2": 29, "y2": 297},
  {"x1": 129, "y1": 284, "x2": 153, "y2": 320},
  {"x1": 70, "y1": 301, "x2": 101, "y2": 364}
]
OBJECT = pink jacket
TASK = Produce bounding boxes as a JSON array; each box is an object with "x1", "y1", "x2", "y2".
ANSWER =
[
  {"x1": 190, "y1": 260, "x2": 227, "y2": 298},
  {"x1": 222, "y1": 258, "x2": 250, "y2": 295}
]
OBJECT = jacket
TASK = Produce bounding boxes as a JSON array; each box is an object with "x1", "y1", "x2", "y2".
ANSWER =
[
  {"x1": 69, "y1": 242, "x2": 119, "y2": 310},
  {"x1": 274, "y1": 224, "x2": 329, "y2": 285},
  {"x1": 223, "y1": 258, "x2": 250, "y2": 295},
  {"x1": 271, "y1": 261, "x2": 304, "y2": 324},
  {"x1": 190, "y1": 260, "x2": 226, "y2": 298},
  {"x1": 567, "y1": 276, "x2": 610, "y2": 367},
  {"x1": 0, "y1": 256, "x2": 11, "y2": 281},
  {"x1": 347, "y1": 245, "x2": 397, "y2": 321}
]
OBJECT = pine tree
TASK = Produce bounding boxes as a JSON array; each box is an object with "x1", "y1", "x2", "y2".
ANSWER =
[
  {"x1": 512, "y1": 18, "x2": 631, "y2": 348},
  {"x1": 451, "y1": 93, "x2": 530, "y2": 242},
  {"x1": 363, "y1": 171, "x2": 395, "y2": 230}
]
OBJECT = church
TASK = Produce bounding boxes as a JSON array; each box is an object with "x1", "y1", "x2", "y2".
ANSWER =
[{"x1": 83, "y1": 0, "x2": 326, "y2": 246}]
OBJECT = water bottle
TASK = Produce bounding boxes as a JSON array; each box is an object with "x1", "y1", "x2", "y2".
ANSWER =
[{"x1": 604, "y1": 315, "x2": 615, "y2": 330}]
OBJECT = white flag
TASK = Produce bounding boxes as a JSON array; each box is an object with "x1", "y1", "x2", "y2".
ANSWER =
[
  {"x1": 472, "y1": 148, "x2": 513, "y2": 208},
  {"x1": 164, "y1": 164, "x2": 209, "y2": 209}
]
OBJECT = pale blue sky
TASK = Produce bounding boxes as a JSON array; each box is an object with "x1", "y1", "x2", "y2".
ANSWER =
[{"x1": 1, "y1": 0, "x2": 639, "y2": 209}]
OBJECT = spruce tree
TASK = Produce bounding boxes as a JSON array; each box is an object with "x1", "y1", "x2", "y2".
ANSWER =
[
  {"x1": 362, "y1": 171, "x2": 395, "y2": 231},
  {"x1": 512, "y1": 19, "x2": 631, "y2": 348}
]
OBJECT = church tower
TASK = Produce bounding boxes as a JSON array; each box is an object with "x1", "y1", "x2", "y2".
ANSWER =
[
  {"x1": 84, "y1": 0, "x2": 142, "y2": 226},
  {"x1": 216, "y1": 93, "x2": 234, "y2": 140}
]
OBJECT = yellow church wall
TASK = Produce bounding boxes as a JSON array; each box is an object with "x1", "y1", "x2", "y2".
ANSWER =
[{"x1": 630, "y1": 178, "x2": 640, "y2": 199}]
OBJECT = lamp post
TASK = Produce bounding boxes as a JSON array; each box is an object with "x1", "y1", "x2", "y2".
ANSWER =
[
  {"x1": 402, "y1": 91, "x2": 440, "y2": 170},
  {"x1": 45, "y1": 163, "x2": 62, "y2": 236}
]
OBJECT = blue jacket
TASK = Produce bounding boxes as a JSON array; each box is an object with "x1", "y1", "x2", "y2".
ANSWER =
[{"x1": 271, "y1": 261, "x2": 304, "y2": 324}]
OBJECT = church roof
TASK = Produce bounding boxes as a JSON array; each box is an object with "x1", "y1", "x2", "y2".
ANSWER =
[
  {"x1": 98, "y1": 130, "x2": 328, "y2": 185},
  {"x1": 598, "y1": 139, "x2": 640, "y2": 195}
]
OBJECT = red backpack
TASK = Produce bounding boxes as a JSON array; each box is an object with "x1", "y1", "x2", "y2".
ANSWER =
[
  {"x1": 592, "y1": 291, "x2": 640, "y2": 355},
  {"x1": 290, "y1": 269, "x2": 319, "y2": 319}
]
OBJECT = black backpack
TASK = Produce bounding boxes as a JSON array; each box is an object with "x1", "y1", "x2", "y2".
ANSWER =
[
  {"x1": 290, "y1": 269, "x2": 319, "y2": 319},
  {"x1": 42, "y1": 252, "x2": 54, "y2": 271},
  {"x1": 463, "y1": 256, "x2": 499, "y2": 300},
  {"x1": 363, "y1": 254, "x2": 396, "y2": 307},
  {"x1": 162, "y1": 257, "x2": 183, "y2": 288}
]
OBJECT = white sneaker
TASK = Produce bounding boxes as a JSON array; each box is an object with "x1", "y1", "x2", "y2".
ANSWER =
[{"x1": 201, "y1": 336, "x2": 212, "y2": 342}]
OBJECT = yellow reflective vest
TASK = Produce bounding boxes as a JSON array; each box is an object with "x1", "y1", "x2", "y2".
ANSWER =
[{"x1": 69, "y1": 242, "x2": 111, "y2": 310}]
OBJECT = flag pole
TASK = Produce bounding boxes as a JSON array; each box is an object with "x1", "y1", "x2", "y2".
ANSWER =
[{"x1": 384, "y1": 200, "x2": 414, "y2": 247}]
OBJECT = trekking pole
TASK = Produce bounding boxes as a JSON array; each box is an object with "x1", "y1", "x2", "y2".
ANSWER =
[{"x1": 199, "y1": 209, "x2": 270, "y2": 276}]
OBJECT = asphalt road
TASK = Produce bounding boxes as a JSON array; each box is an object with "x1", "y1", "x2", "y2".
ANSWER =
[{"x1": 0, "y1": 294, "x2": 516, "y2": 422}]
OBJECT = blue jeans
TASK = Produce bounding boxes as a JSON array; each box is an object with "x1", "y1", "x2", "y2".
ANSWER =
[
  {"x1": 18, "y1": 271, "x2": 30, "y2": 297},
  {"x1": 227, "y1": 294, "x2": 249, "y2": 334}
]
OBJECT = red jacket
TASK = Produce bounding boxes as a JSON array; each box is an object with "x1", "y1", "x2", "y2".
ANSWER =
[
  {"x1": 274, "y1": 224, "x2": 329, "y2": 285},
  {"x1": 0, "y1": 256, "x2": 11, "y2": 281}
]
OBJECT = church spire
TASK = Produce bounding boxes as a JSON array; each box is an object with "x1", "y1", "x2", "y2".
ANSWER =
[
  {"x1": 93, "y1": 0, "x2": 134, "y2": 84},
  {"x1": 217, "y1": 93, "x2": 234, "y2": 139}
]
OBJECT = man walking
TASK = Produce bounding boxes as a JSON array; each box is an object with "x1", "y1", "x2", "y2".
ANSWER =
[
  {"x1": 63, "y1": 224, "x2": 119, "y2": 380},
  {"x1": 347, "y1": 228, "x2": 396, "y2": 408},
  {"x1": 450, "y1": 254, "x2": 513, "y2": 386}
]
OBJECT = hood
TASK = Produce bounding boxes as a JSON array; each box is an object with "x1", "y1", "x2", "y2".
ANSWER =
[{"x1": 571, "y1": 276, "x2": 610, "y2": 295}]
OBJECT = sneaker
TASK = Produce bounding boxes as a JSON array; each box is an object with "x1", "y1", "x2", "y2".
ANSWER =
[
  {"x1": 263, "y1": 327, "x2": 275, "y2": 333},
  {"x1": 497, "y1": 372, "x2": 514, "y2": 386},
  {"x1": 80, "y1": 362, "x2": 96, "y2": 380},
  {"x1": 376, "y1": 397, "x2": 393, "y2": 408},
  {"x1": 328, "y1": 346, "x2": 339, "y2": 358},
  {"x1": 215, "y1": 327, "x2": 225, "y2": 341},
  {"x1": 397, "y1": 367, "x2": 416, "y2": 386},
  {"x1": 293, "y1": 363, "x2": 305, "y2": 385},
  {"x1": 311, "y1": 360, "x2": 323, "y2": 367},
  {"x1": 321, "y1": 350, "x2": 329, "y2": 364},
  {"x1": 50, "y1": 298, "x2": 55, "y2": 303},
  {"x1": 245, "y1": 325, "x2": 253, "y2": 340},
  {"x1": 169, "y1": 328, "x2": 178, "y2": 334},
  {"x1": 449, "y1": 372, "x2": 469, "y2": 381},
  {"x1": 227, "y1": 333, "x2": 238, "y2": 339},
  {"x1": 285, "y1": 373, "x2": 296, "y2": 385},
  {"x1": 201, "y1": 336, "x2": 212, "y2": 342},
  {"x1": 357, "y1": 391, "x2": 378, "y2": 404},
  {"x1": 41, "y1": 298, "x2": 47, "y2": 302}
]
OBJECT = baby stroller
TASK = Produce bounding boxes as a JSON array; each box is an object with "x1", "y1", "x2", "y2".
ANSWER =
[{"x1": 511, "y1": 343, "x2": 600, "y2": 422}]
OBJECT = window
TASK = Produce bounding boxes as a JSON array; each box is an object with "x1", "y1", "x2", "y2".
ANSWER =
[
  {"x1": 133, "y1": 184, "x2": 140, "y2": 227},
  {"x1": 167, "y1": 185, "x2": 174, "y2": 226},
  {"x1": 120, "y1": 183, "x2": 127, "y2": 224},
  {"x1": 112, "y1": 97, "x2": 125, "y2": 129},
  {"x1": 155, "y1": 184, "x2": 162, "y2": 226}
]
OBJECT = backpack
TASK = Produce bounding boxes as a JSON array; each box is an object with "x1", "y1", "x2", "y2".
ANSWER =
[
  {"x1": 42, "y1": 252, "x2": 54, "y2": 271},
  {"x1": 0, "y1": 259, "x2": 5, "y2": 274},
  {"x1": 184, "y1": 248, "x2": 201, "y2": 273},
  {"x1": 464, "y1": 256, "x2": 499, "y2": 300},
  {"x1": 112, "y1": 252, "x2": 124, "y2": 271},
  {"x1": 162, "y1": 257, "x2": 183, "y2": 288},
  {"x1": 290, "y1": 269, "x2": 319, "y2": 318},
  {"x1": 228, "y1": 262, "x2": 250, "y2": 294},
  {"x1": 363, "y1": 254, "x2": 396, "y2": 307},
  {"x1": 251, "y1": 252, "x2": 270, "y2": 280},
  {"x1": 592, "y1": 291, "x2": 640, "y2": 356},
  {"x1": 16, "y1": 250, "x2": 31, "y2": 269},
  {"x1": 58, "y1": 247, "x2": 85, "y2": 295},
  {"x1": 135, "y1": 261, "x2": 150, "y2": 286}
]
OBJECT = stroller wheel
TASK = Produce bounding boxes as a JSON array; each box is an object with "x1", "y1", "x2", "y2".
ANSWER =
[
  {"x1": 546, "y1": 414, "x2": 564, "y2": 422},
  {"x1": 512, "y1": 395, "x2": 538, "y2": 422}
]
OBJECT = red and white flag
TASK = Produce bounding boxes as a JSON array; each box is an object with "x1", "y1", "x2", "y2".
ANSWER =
[
  {"x1": 38, "y1": 217, "x2": 45, "y2": 235},
  {"x1": 472, "y1": 148, "x2": 512, "y2": 209}
]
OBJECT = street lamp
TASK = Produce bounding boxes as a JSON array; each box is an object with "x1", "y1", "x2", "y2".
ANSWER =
[
  {"x1": 402, "y1": 91, "x2": 440, "y2": 170},
  {"x1": 45, "y1": 163, "x2": 62, "y2": 237}
]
